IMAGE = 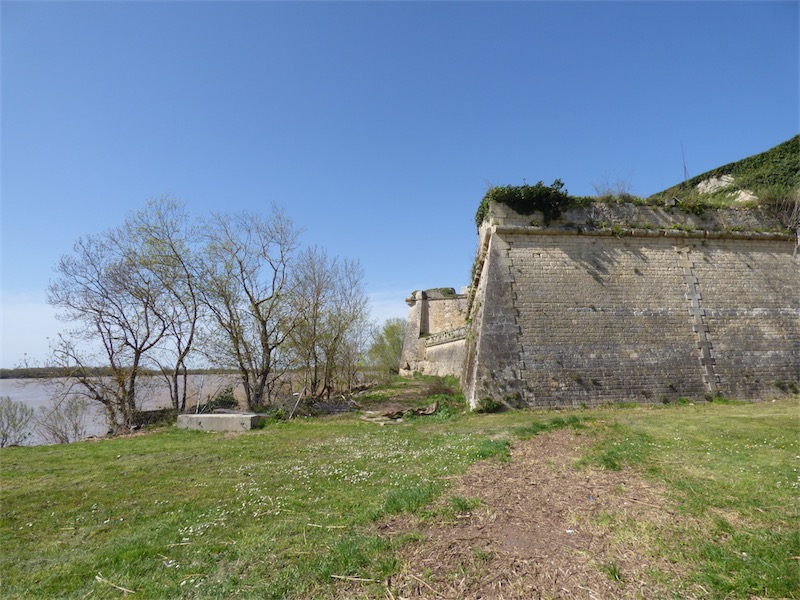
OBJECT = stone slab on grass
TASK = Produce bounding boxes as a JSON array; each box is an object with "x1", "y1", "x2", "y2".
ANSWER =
[{"x1": 177, "y1": 413, "x2": 262, "y2": 432}]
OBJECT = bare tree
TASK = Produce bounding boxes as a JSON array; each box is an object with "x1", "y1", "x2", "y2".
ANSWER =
[
  {"x1": 290, "y1": 248, "x2": 370, "y2": 398},
  {"x1": 130, "y1": 197, "x2": 202, "y2": 412},
  {"x1": 199, "y1": 206, "x2": 301, "y2": 410},
  {"x1": 47, "y1": 218, "x2": 172, "y2": 432},
  {"x1": 46, "y1": 198, "x2": 360, "y2": 424},
  {"x1": 337, "y1": 317, "x2": 371, "y2": 393},
  {"x1": 289, "y1": 247, "x2": 335, "y2": 397},
  {"x1": 319, "y1": 257, "x2": 370, "y2": 396}
]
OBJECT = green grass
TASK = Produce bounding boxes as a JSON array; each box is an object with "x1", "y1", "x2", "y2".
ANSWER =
[
  {"x1": 512, "y1": 414, "x2": 589, "y2": 440},
  {"x1": 0, "y1": 415, "x2": 507, "y2": 599},
  {"x1": 1, "y1": 389, "x2": 797, "y2": 599},
  {"x1": 380, "y1": 481, "x2": 440, "y2": 516},
  {"x1": 582, "y1": 399, "x2": 800, "y2": 597},
  {"x1": 578, "y1": 421, "x2": 653, "y2": 470},
  {"x1": 449, "y1": 495, "x2": 481, "y2": 513}
]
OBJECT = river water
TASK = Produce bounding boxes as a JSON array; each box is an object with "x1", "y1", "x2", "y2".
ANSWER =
[{"x1": 0, "y1": 375, "x2": 242, "y2": 445}]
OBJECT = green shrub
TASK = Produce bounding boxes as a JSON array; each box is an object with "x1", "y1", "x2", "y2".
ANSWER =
[
  {"x1": 200, "y1": 386, "x2": 239, "y2": 413},
  {"x1": 774, "y1": 380, "x2": 799, "y2": 394},
  {"x1": 475, "y1": 397, "x2": 503, "y2": 413}
]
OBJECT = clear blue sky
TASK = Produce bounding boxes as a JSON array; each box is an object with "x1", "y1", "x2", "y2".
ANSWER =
[{"x1": 2, "y1": 1, "x2": 798, "y2": 368}]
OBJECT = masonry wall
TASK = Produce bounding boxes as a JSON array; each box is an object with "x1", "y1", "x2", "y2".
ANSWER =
[
  {"x1": 464, "y1": 217, "x2": 799, "y2": 408},
  {"x1": 400, "y1": 290, "x2": 468, "y2": 378},
  {"x1": 424, "y1": 297, "x2": 468, "y2": 334},
  {"x1": 690, "y1": 239, "x2": 800, "y2": 398},
  {"x1": 418, "y1": 339, "x2": 466, "y2": 378},
  {"x1": 463, "y1": 231, "x2": 531, "y2": 406}
]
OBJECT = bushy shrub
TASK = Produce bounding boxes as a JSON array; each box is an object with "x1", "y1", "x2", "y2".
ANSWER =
[
  {"x1": 475, "y1": 397, "x2": 503, "y2": 414},
  {"x1": 133, "y1": 408, "x2": 177, "y2": 428},
  {"x1": 0, "y1": 396, "x2": 34, "y2": 447},
  {"x1": 475, "y1": 180, "x2": 572, "y2": 229},
  {"x1": 774, "y1": 380, "x2": 799, "y2": 394},
  {"x1": 200, "y1": 387, "x2": 239, "y2": 413},
  {"x1": 34, "y1": 396, "x2": 91, "y2": 444},
  {"x1": 260, "y1": 406, "x2": 287, "y2": 423}
]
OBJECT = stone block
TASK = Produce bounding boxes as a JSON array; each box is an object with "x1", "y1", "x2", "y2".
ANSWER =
[{"x1": 177, "y1": 413, "x2": 262, "y2": 432}]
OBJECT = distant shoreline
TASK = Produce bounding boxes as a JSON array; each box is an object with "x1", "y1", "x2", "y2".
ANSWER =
[{"x1": 0, "y1": 367, "x2": 239, "y2": 379}]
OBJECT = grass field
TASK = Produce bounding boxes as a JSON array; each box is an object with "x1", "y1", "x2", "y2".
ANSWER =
[{"x1": 1, "y1": 385, "x2": 797, "y2": 598}]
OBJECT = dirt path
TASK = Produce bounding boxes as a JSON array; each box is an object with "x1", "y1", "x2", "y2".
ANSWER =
[{"x1": 382, "y1": 429, "x2": 697, "y2": 599}]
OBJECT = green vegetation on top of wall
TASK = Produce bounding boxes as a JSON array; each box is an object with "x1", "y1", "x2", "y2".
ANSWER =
[
  {"x1": 428, "y1": 287, "x2": 458, "y2": 297},
  {"x1": 475, "y1": 180, "x2": 572, "y2": 230}
]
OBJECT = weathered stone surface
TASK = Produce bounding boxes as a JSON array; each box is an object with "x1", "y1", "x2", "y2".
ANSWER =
[
  {"x1": 490, "y1": 200, "x2": 789, "y2": 234},
  {"x1": 461, "y1": 202, "x2": 799, "y2": 409}
]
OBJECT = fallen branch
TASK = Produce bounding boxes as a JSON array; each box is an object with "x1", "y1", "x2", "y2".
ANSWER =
[
  {"x1": 330, "y1": 575, "x2": 378, "y2": 582},
  {"x1": 307, "y1": 523, "x2": 346, "y2": 529},
  {"x1": 408, "y1": 573, "x2": 444, "y2": 597},
  {"x1": 575, "y1": 584, "x2": 601, "y2": 600},
  {"x1": 620, "y1": 496, "x2": 668, "y2": 511},
  {"x1": 95, "y1": 573, "x2": 135, "y2": 594}
]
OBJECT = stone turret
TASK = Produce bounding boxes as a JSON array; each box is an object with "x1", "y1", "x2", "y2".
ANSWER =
[{"x1": 399, "y1": 288, "x2": 468, "y2": 378}]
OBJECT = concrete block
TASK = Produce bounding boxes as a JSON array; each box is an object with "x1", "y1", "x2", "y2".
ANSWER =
[{"x1": 177, "y1": 413, "x2": 262, "y2": 432}]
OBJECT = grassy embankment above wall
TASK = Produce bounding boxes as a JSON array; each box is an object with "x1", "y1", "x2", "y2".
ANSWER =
[
  {"x1": 2, "y1": 376, "x2": 797, "y2": 599},
  {"x1": 475, "y1": 135, "x2": 800, "y2": 231},
  {"x1": 648, "y1": 134, "x2": 800, "y2": 210}
]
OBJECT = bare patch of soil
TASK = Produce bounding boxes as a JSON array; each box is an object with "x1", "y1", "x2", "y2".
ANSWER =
[{"x1": 380, "y1": 429, "x2": 697, "y2": 599}]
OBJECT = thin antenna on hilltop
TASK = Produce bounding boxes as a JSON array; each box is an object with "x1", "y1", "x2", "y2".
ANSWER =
[{"x1": 681, "y1": 142, "x2": 690, "y2": 182}]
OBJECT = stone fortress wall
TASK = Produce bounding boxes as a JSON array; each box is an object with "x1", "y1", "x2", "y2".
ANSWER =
[
  {"x1": 399, "y1": 288, "x2": 469, "y2": 378},
  {"x1": 402, "y1": 201, "x2": 799, "y2": 409}
]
